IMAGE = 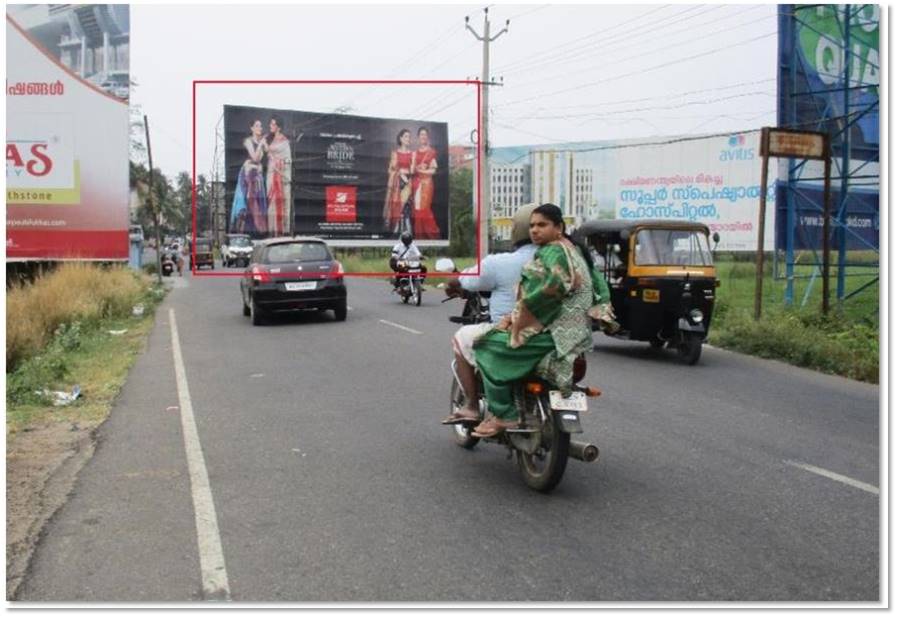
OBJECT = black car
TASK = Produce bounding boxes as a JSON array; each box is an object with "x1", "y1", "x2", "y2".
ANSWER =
[{"x1": 240, "y1": 237, "x2": 347, "y2": 325}]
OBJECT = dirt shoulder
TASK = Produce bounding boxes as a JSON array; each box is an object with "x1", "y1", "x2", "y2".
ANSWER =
[
  {"x1": 6, "y1": 420, "x2": 99, "y2": 599},
  {"x1": 6, "y1": 297, "x2": 162, "y2": 600}
]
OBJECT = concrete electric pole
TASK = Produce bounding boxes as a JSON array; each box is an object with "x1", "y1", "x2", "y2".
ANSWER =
[{"x1": 466, "y1": 8, "x2": 508, "y2": 259}]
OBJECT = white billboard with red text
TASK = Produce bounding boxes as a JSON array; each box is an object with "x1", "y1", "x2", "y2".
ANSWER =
[{"x1": 6, "y1": 5, "x2": 129, "y2": 260}]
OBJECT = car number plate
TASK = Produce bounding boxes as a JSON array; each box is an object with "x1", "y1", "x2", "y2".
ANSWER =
[
  {"x1": 285, "y1": 281, "x2": 316, "y2": 291},
  {"x1": 549, "y1": 390, "x2": 588, "y2": 411}
]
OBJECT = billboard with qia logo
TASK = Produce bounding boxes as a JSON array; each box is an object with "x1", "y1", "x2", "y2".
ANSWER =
[{"x1": 224, "y1": 105, "x2": 449, "y2": 242}]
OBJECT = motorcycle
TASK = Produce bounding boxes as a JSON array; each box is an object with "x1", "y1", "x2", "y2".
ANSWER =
[
  {"x1": 393, "y1": 257, "x2": 425, "y2": 306},
  {"x1": 436, "y1": 258, "x2": 602, "y2": 493},
  {"x1": 161, "y1": 253, "x2": 175, "y2": 277}
]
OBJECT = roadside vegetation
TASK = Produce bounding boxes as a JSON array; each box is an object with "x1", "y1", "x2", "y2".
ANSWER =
[
  {"x1": 708, "y1": 255, "x2": 879, "y2": 383},
  {"x1": 6, "y1": 264, "x2": 166, "y2": 435}
]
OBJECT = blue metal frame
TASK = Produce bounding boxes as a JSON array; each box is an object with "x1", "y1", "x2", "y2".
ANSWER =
[{"x1": 776, "y1": 4, "x2": 879, "y2": 305}]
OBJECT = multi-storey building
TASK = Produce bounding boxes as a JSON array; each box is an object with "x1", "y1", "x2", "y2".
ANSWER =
[{"x1": 489, "y1": 164, "x2": 529, "y2": 219}]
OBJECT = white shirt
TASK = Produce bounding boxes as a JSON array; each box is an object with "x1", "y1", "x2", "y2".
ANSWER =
[
  {"x1": 459, "y1": 244, "x2": 538, "y2": 323},
  {"x1": 392, "y1": 242, "x2": 422, "y2": 261}
]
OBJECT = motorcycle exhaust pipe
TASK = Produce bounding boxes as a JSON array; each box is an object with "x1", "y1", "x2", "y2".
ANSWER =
[{"x1": 569, "y1": 440, "x2": 599, "y2": 463}]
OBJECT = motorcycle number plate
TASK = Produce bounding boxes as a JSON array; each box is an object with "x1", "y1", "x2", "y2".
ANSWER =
[
  {"x1": 549, "y1": 390, "x2": 588, "y2": 411},
  {"x1": 643, "y1": 289, "x2": 660, "y2": 303},
  {"x1": 285, "y1": 281, "x2": 316, "y2": 291}
]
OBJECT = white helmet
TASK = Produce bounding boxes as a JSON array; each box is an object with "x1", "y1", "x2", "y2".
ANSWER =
[{"x1": 511, "y1": 204, "x2": 537, "y2": 245}]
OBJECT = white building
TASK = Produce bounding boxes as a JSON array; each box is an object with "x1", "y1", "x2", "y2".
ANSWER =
[
  {"x1": 528, "y1": 151, "x2": 595, "y2": 225},
  {"x1": 489, "y1": 164, "x2": 529, "y2": 219}
]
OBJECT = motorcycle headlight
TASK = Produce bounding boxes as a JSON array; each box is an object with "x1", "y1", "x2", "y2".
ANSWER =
[{"x1": 689, "y1": 308, "x2": 704, "y2": 323}]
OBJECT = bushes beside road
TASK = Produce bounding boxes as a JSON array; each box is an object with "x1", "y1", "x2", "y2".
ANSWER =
[
  {"x1": 6, "y1": 264, "x2": 165, "y2": 418},
  {"x1": 7, "y1": 263, "x2": 153, "y2": 370}
]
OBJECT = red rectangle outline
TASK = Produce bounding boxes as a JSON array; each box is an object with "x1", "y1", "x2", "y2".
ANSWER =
[{"x1": 191, "y1": 79, "x2": 481, "y2": 279}]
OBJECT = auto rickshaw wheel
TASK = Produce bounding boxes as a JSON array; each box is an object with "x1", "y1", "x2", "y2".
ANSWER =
[{"x1": 677, "y1": 332, "x2": 703, "y2": 365}]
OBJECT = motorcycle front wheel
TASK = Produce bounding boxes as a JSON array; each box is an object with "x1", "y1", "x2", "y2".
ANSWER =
[
  {"x1": 516, "y1": 395, "x2": 570, "y2": 493},
  {"x1": 413, "y1": 279, "x2": 422, "y2": 306},
  {"x1": 449, "y1": 379, "x2": 479, "y2": 449}
]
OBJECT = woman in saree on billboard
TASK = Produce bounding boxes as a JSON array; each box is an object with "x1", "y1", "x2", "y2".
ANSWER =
[
  {"x1": 382, "y1": 128, "x2": 415, "y2": 235},
  {"x1": 266, "y1": 115, "x2": 292, "y2": 236},
  {"x1": 230, "y1": 119, "x2": 269, "y2": 235},
  {"x1": 411, "y1": 127, "x2": 441, "y2": 239}
]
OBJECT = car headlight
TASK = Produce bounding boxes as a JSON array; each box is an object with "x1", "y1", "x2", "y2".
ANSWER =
[{"x1": 689, "y1": 308, "x2": 704, "y2": 323}]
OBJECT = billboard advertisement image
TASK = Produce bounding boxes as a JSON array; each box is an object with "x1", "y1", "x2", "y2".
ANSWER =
[
  {"x1": 224, "y1": 105, "x2": 450, "y2": 242},
  {"x1": 6, "y1": 5, "x2": 130, "y2": 260},
  {"x1": 491, "y1": 132, "x2": 776, "y2": 251}
]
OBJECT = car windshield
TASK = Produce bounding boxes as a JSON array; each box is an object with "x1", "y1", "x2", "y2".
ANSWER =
[
  {"x1": 264, "y1": 242, "x2": 330, "y2": 264},
  {"x1": 634, "y1": 229, "x2": 713, "y2": 266},
  {"x1": 230, "y1": 237, "x2": 251, "y2": 247}
]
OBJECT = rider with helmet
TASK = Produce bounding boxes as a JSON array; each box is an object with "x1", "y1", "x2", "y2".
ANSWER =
[
  {"x1": 390, "y1": 231, "x2": 426, "y2": 289},
  {"x1": 442, "y1": 204, "x2": 539, "y2": 424}
]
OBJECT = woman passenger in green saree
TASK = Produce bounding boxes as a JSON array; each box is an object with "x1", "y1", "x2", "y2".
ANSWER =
[{"x1": 470, "y1": 203, "x2": 611, "y2": 438}]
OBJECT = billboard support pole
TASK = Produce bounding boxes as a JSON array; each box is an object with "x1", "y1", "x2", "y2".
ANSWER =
[
  {"x1": 754, "y1": 128, "x2": 770, "y2": 320},
  {"x1": 822, "y1": 142, "x2": 832, "y2": 315},
  {"x1": 144, "y1": 115, "x2": 163, "y2": 285}
]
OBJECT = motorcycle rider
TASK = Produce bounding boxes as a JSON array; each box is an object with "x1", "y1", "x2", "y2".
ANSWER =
[
  {"x1": 442, "y1": 204, "x2": 538, "y2": 424},
  {"x1": 444, "y1": 204, "x2": 615, "y2": 433},
  {"x1": 390, "y1": 231, "x2": 426, "y2": 290}
]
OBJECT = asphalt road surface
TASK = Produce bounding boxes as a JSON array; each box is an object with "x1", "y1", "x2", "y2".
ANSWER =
[{"x1": 16, "y1": 263, "x2": 881, "y2": 602}]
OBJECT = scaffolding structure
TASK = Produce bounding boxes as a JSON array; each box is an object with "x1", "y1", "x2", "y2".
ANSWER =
[{"x1": 776, "y1": 4, "x2": 880, "y2": 306}]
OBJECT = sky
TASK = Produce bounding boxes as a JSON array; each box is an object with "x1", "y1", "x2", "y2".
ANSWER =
[{"x1": 130, "y1": 3, "x2": 779, "y2": 179}]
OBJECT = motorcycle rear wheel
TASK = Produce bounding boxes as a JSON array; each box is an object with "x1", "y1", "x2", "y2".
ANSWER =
[
  {"x1": 516, "y1": 395, "x2": 570, "y2": 493},
  {"x1": 449, "y1": 379, "x2": 479, "y2": 449}
]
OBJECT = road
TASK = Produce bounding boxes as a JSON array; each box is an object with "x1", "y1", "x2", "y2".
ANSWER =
[{"x1": 16, "y1": 263, "x2": 881, "y2": 602}]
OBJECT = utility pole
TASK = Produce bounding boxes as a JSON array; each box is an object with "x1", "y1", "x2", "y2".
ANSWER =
[
  {"x1": 466, "y1": 7, "x2": 508, "y2": 259},
  {"x1": 143, "y1": 115, "x2": 163, "y2": 285}
]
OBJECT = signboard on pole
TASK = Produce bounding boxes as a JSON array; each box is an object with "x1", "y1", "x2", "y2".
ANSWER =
[
  {"x1": 224, "y1": 105, "x2": 450, "y2": 243},
  {"x1": 6, "y1": 5, "x2": 130, "y2": 260}
]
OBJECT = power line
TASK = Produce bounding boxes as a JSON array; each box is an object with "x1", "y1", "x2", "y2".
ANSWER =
[
  {"x1": 494, "y1": 4, "x2": 678, "y2": 74},
  {"x1": 496, "y1": 30, "x2": 777, "y2": 108},
  {"x1": 491, "y1": 108, "x2": 874, "y2": 166},
  {"x1": 497, "y1": 91, "x2": 776, "y2": 122},
  {"x1": 500, "y1": 4, "x2": 730, "y2": 78},
  {"x1": 504, "y1": 78, "x2": 776, "y2": 112},
  {"x1": 506, "y1": 7, "x2": 774, "y2": 90}
]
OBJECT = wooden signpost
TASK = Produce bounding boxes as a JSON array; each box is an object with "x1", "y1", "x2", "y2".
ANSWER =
[{"x1": 755, "y1": 128, "x2": 831, "y2": 319}]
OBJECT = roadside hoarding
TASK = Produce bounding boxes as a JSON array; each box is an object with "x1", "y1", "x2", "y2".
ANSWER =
[
  {"x1": 776, "y1": 4, "x2": 880, "y2": 252},
  {"x1": 224, "y1": 105, "x2": 449, "y2": 243},
  {"x1": 6, "y1": 5, "x2": 130, "y2": 260},
  {"x1": 491, "y1": 132, "x2": 776, "y2": 251}
]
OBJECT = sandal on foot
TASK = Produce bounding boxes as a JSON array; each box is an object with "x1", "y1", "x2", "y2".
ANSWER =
[
  {"x1": 441, "y1": 409, "x2": 480, "y2": 425},
  {"x1": 471, "y1": 417, "x2": 517, "y2": 438}
]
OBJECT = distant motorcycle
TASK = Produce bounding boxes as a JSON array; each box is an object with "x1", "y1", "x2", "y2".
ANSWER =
[
  {"x1": 161, "y1": 253, "x2": 175, "y2": 277},
  {"x1": 437, "y1": 257, "x2": 602, "y2": 493},
  {"x1": 393, "y1": 258, "x2": 425, "y2": 306}
]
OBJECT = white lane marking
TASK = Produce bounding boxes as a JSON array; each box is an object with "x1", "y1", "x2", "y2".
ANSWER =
[
  {"x1": 169, "y1": 309, "x2": 231, "y2": 600},
  {"x1": 378, "y1": 319, "x2": 422, "y2": 335},
  {"x1": 785, "y1": 460, "x2": 879, "y2": 495}
]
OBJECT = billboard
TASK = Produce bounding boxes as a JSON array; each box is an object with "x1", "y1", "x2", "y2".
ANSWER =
[
  {"x1": 491, "y1": 132, "x2": 776, "y2": 251},
  {"x1": 776, "y1": 4, "x2": 880, "y2": 252},
  {"x1": 224, "y1": 106, "x2": 449, "y2": 242},
  {"x1": 6, "y1": 5, "x2": 130, "y2": 260}
]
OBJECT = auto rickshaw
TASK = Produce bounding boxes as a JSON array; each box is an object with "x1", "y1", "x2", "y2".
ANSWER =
[{"x1": 575, "y1": 219, "x2": 720, "y2": 365}]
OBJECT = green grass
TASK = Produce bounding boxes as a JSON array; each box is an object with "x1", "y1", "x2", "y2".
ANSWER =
[
  {"x1": 710, "y1": 258, "x2": 879, "y2": 383},
  {"x1": 7, "y1": 272, "x2": 167, "y2": 436}
]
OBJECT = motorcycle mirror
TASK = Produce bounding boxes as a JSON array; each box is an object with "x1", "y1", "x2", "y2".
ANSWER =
[
  {"x1": 435, "y1": 257, "x2": 456, "y2": 273},
  {"x1": 712, "y1": 232, "x2": 720, "y2": 245}
]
